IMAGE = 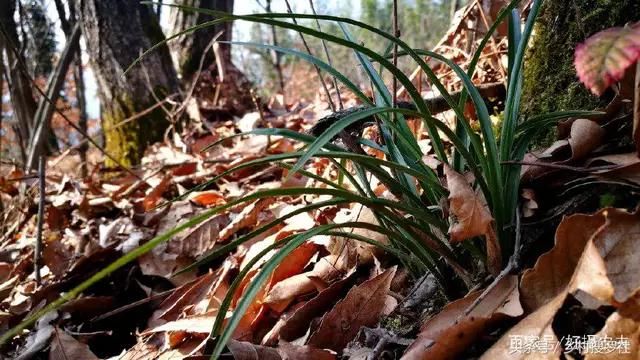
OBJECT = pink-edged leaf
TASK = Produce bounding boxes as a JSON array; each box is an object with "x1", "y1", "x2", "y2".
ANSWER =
[{"x1": 574, "y1": 22, "x2": 640, "y2": 95}]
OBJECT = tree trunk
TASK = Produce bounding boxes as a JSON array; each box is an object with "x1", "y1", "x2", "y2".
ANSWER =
[
  {"x1": 79, "y1": 0, "x2": 180, "y2": 168},
  {"x1": 0, "y1": 0, "x2": 38, "y2": 166},
  {"x1": 168, "y1": 0, "x2": 253, "y2": 118},
  {"x1": 168, "y1": 0, "x2": 233, "y2": 81},
  {"x1": 522, "y1": 0, "x2": 640, "y2": 145}
]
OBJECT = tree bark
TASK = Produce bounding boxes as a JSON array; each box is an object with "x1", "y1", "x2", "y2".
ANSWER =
[
  {"x1": 522, "y1": 0, "x2": 640, "y2": 146},
  {"x1": 79, "y1": 0, "x2": 180, "y2": 167},
  {"x1": 168, "y1": 0, "x2": 253, "y2": 118},
  {"x1": 168, "y1": 0, "x2": 233, "y2": 81},
  {"x1": 0, "y1": 0, "x2": 38, "y2": 166}
]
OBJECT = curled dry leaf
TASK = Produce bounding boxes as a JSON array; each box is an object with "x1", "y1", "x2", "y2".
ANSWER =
[
  {"x1": 277, "y1": 340, "x2": 336, "y2": 360},
  {"x1": 480, "y1": 294, "x2": 565, "y2": 360},
  {"x1": 307, "y1": 266, "x2": 397, "y2": 352},
  {"x1": 522, "y1": 208, "x2": 640, "y2": 311},
  {"x1": 227, "y1": 339, "x2": 282, "y2": 360},
  {"x1": 586, "y1": 152, "x2": 640, "y2": 186},
  {"x1": 150, "y1": 270, "x2": 223, "y2": 326},
  {"x1": 574, "y1": 21, "x2": 640, "y2": 96},
  {"x1": 590, "y1": 209, "x2": 640, "y2": 304},
  {"x1": 444, "y1": 165, "x2": 501, "y2": 274},
  {"x1": 402, "y1": 275, "x2": 522, "y2": 360},
  {"x1": 144, "y1": 313, "x2": 216, "y2": 334},
  {"x1": 484, "y1": 208, "x2": 640, "y2": 359},
  {"x1": 263, "y1": 241, "x2": 318, "y2": 313},
  {"x1": 565, "y1": 119, "x2": 605, "y2": 161},
  {"x1": 233, "y1": 242, "x2": 319, "y2": 341},
  {"x1": 520, "y1": 212, "x2": 607, "y2": 311},
  {"x1": 264, "y1": 254, "x2": 348, "y2": 313}
]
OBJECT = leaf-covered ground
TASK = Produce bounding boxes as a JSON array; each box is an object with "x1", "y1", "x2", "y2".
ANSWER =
[{"x1": 2, "y1": 4, "x2": 640, "y2": 360}]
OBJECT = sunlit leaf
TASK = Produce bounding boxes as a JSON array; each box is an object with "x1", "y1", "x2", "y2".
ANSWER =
[{"x1": 574, "y1": 22, "x2": 640, "y2": 95}]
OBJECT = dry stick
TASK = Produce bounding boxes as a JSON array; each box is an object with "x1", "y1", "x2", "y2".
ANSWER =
[
  {"x1": 308, "y1": 0, "x2": 343, "y2": 110},
  {"x1": 173, "y1": 32, "x2": 224, "y2": 121},
  {"x1": 27, "y1": 24, "x2": 80, "y2": 170},
  {"x1": 250, "y1": 89, "x2": 271, "y2": 150},
  {"x1": 501, "y1": 160, "x2": 618, "y2": 173},
  {"x1": 91, "y1": 288, "x2": 173, "y2": 322},
  {"x1": 284, "y1": 0, "x2": 336, "y2": 112},
  {"x1": 0, "y1": 27, "x2": 142, "y2": 181},
  {"x1": 34, "y1": 156, "x2": 45, "y2": 286}
]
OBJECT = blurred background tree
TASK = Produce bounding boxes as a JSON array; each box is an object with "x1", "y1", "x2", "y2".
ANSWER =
[{"x1": 1, "y1": 0, "x2": 459, "y2": 167}]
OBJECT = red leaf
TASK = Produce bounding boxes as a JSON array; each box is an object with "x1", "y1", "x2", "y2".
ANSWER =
[
  {"x1": 188, "y1": 190, "x2": 226, "y2": 207},
  {"x1": 575, "y1": 22, "x2": 640, "y2": 95}
]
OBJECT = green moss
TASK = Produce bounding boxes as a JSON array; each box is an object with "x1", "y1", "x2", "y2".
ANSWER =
[
  {"x1": 522, "y1": 0, "x2": 640, "y2": 148},
  {"x1": 102, "y1": 93, "x2": 169, "y2": 168}
]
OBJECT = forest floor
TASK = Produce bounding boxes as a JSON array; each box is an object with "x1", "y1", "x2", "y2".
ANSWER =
[
  {"x1": 1, "y1": 83, "x2": 639, "y2": 359},
  {"x1": 2, "y1": 3, "x2": 640, "y2": 359}
]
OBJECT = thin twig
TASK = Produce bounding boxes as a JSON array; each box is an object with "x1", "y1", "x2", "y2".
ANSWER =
[
  {"x1": 250, "y1": 89, "x2": 271, "y2": 150},
  {"x1": 284, "y1": 0, "x2": 336, "y2": 112},
  {"x1": 173, "y1": 32, "x2": 224, "y2": 122},
  {"x1": 501, "y1": 160, "x2": 619, "y2": 173},
  {"x1": 34, "y1": 156, "x2": 45, "y2": 286},
  {"x1": 90, "y1": 288, "x2": 173, "y2": 322},
  {"x1": 308, "y1": 0, "x2": 343, "y2": 110}
]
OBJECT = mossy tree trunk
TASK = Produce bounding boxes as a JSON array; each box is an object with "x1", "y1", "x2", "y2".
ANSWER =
[
  {"x1": 523, "y1": 0, "x2": 640, "y2": 145},
  {"x1": 79, "y1": 0, "x2": 179, "y2": 168}
]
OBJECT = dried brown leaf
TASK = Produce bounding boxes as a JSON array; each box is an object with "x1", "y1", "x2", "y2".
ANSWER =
[
  {"x1": 521, "y1": 212, "x2": 607, "y2": 311},
  {"x1": 591, "y1": 209, "x2": 640, "y2": 303},
  {"x1": 227, "y1": 339, "x2": 282, "y2": 360},
  {"x1": 403, "y1": 275, "x2": 522, "y2": 360},
  {"x1": 263, "y1": 242, "x2": 318, "y2": 312},
  {"x1": 566, "y1": 119, "x2": 605, "y2": 161},
  {"x1": 480, "y1": 294, "x2": 564, "y2": 360},
  {"x1": 444, "y1": 165, "x2": 501, "y2": 274},
  {"x1": 219, "y1": 198, "x2": 275, "y2": 243},
  {"x1": 49, "y1": 327, "x2": 98, "y2": 360},
  {"x1": 279, "y1": 270, "x2": 356, "y2": 342},
  {"x1": 307, "y1": 266, "x2": 397, "y2": 352}
]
